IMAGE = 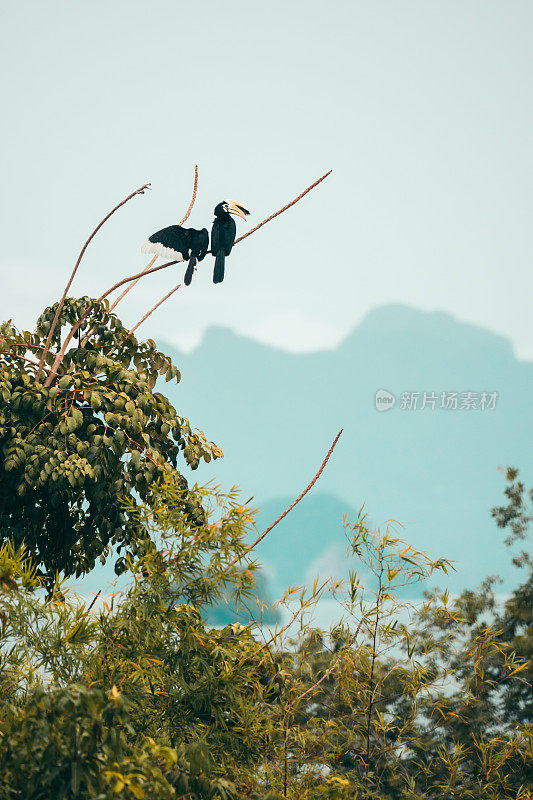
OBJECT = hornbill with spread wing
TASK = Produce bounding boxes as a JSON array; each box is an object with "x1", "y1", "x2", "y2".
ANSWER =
[
  {"x1": 142, "y1": 225, "x2": 209, "y2": 285},
  {"x1": 141, "y1": 199, "x2": 249, "y2": 286},
  {"x1": 211, "y1": 200, "x2": 250, "y2": 283}
]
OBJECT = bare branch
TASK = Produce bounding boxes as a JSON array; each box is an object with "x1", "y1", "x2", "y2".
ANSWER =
[
  {"x1": 43, "y1": 170, "x2": 332, "y2": 384},
  {"x1": 107, "y1": 165, "x2": 198, "y2": 318},
  {"x1": 102, "y1": 169, "x2": 333, "y2": 324},
  {"x1": 6, "y1": 351, "x2": 51, "y2": 374},
  {"x1": 226, "y1": 429, "x2": 343, "y2": 571},
  {"x1": 365, "y1": 565, "x2": 384, "y2": 776},
  {"x1": 129, "y1": 284, "x2": 181, "y2": 334},
  {"x1": 98, "y1": 261, "x2": 174, "y2": 303},
  {"x1": 36, "y1": 182, "x2": 151, "y2": 381},
  {"x1": 86, "y1": 590, "x2": 102, "y2": 614},
  {"x1": 43, "y1": 263, "x2": 171, "y2": 385},
  {"x1": 178, "y1": 165, "x2": 199, "y2": 225},
  {"x1": 108, "y1": 256, "x2": 158, "y2": 315},
  {"x1": 234, "y1": 169, "x2": 332, "y2": 246},
  {"x1": 258, "y1": 605, "x2": 306, "y2": 654}
]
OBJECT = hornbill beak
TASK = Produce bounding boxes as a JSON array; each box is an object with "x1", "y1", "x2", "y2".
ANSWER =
[{"x1": 227, "y1": 200, "x2": 250, "y2": 221}]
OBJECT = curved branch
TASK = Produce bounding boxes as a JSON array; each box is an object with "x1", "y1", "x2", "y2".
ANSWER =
[
  {"x1": 43, "y1": 170, "x2": 332, "y2": 384},
  {"x1": 226, "y1": 429, "x2": 343, "y2": 571},
  {"x1": 178, "y1": 165, "x2": 199, "y2": 225},
  {"x1": 108, "y1": 170, "x2": 333, "y2": 284},
  {"x1": 108, "y1": 165, "x2": 198, "y2": 317},
  {"x1": 36, "y1": 182, "x2": 151, "y2": 381},
  {"x1": 42, "y1": 261, "x2": 176, "y2": 385}
]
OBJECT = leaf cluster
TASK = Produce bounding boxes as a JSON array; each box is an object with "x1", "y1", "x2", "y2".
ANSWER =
[{"x1": 0, "y1": 299, "x2": 222, "y2": 582}]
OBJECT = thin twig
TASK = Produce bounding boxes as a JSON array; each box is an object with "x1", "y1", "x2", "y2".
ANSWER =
[
  {"x1": 258, "y1": 605, "x2": 304, "y2": 653},
  {"x1": 9, "y1": 341, "x2": 48, "y2": 353},
  {"x1": 178, "y1": 165, "x2": 199, "y2": 225},
  {"x1": 36, "y1": 183, "x2": 150, "y2": 381},
  {"x1": 101, "y1": 262, "x2": 174, "y2": 303},
  {"x1": 97, "y1": 283, "x2": 182, "y2": 359},
  {"x1": 283, "y1": 717, "x2": 288, "y2": 799},
  {"x1": 107, "y1": 165, "x2": 198, "y2": 317},
  {"x1": 86, "y1": 590, "x2": 101, "y2": 614},
  {"x1": 129, "y1": 284, "x2": 181, "y2": 334},
  {"x1": 290, "y1": 617, "x2": 364, "y2": 709},
  {"x1": 113, "y1": 169, "x2": 333, "y2": 275},
  {"x1": 78, "y1": 253, "x2": 158, "y2": 351},
  {"x1": 43, "y1": 263, "x2": 171, "y2": 385},
  {"x1": 234, "y1": 169, "x2": 332, "y2": 246},
  {"x1": 225, "y1": 429, "x2": 343, "y2": 571},
  {"x1": 365, "y1": 565, "x2": 384, "y2": 780},
  {"x1": 108, "y1": 256, "x2": 158, "y2": 314},
  {"x1": 44, "y1": 171, "x2": 332, "y2": 384},
  {"x1": 6, "y1": 351, "x2": 51, "y2": 373}
]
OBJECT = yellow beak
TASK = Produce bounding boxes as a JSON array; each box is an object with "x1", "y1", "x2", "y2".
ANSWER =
[{"x1": 227, "y1": 200, "x2": 250, "y2": 221}]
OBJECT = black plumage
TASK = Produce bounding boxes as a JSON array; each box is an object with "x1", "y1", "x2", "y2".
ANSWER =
[
  {"x1": 141, "y1": 225, "x2": 208, "y2": 286},
  {"x1": 211, "y1": 201, "x2": 249, "y2": 284},
  {"x1": 142, "y1": 199, "x2": 249, "y2": 287}
]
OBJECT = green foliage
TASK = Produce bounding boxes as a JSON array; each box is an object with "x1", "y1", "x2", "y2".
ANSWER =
[
  {"x1": 0, "y1": 299, "x2": 222, "y2": 581},
  {"x1": 492, "y1": 466, "x2": 533, "y2": 565},
  {"x1": 83, "y1": 481, "x2": 284, "y2": 776},
  {"x1": 264, "y1": 475, "x2": 533, "y2": 799},
  {"x1": 0, "y1": 392, "x2": 531, "y2": 799},
  {"x1": 0, "y1": 683, "x2": 239, "y2": 800},
  {"x1": 0, "y1": 487, "x2": 282, "y2": 798}
]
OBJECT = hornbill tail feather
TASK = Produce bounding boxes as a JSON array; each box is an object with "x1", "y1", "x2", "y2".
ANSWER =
[
  {"x1": 213, "y1": 252, "x2": 225, "y2": 284},
  {"x1": 184, "y1": 258, "x2": 196, "y2": 286}
]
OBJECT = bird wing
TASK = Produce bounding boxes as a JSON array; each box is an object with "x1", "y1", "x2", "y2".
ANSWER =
[
  {"x1": 194, "y1": 228, "x2": 209, "y2": 261},
  {"x1": 141, "y1": 225, "x2": 189, "y2": 261}
]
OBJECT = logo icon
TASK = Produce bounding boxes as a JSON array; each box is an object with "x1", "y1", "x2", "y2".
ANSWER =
[{"x1": 375, "y1": 389, "x2": 396, "y2": 412}]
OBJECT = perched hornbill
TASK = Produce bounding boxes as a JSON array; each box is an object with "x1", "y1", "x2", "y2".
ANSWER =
[
  {"x1": 211, "y1": 200, "x2": 250, "y2": 283},
  {"x1": 142, "y1": 225, "x2": 209, "y2": 285}
]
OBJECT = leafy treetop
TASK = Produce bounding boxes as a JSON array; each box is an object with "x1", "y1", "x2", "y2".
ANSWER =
[{"x1": 0, "y1": 297, "x2": 222, "y2": 582}]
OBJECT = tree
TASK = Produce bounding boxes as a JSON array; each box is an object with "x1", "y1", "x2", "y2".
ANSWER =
[
  {"x1": 0, "y1": 467, "x2": 531, "y2": 798},
  {"x1": 257, "y1": 479, "x2": 533, "y2": 799},
  {"x1": 0, "y1": 479, "x2": 290, "y2": 800},
  {"x1": 0, "y1": 169, "x2": 331, "y2": 584},
  {"x1": 3, "y1": 171, "x2": 530, "y2": 798},
  {"x1": 0, "y1": 302, "x2": 220, "y2": 582}
]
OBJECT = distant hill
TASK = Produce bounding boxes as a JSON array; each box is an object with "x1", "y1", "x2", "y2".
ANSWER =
[{"x1": 159, "y1": 304, "x2": 532, "y2": 597}]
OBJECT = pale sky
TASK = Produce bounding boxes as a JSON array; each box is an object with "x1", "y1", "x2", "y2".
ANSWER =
[{"x1": 2, "y1": 1, "x2": 532, "y2": 359}]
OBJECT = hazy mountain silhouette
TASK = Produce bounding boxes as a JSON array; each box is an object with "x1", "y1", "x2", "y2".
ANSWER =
[{"x1": 160, "y1": 304, "x2": 532, "y2": 597}]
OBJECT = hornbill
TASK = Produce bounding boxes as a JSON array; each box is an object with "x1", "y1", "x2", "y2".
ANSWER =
[
  {"x1": 211, "y1": 200, "x2": 250, "y2": 283},
  {"x1": 141, "y1": 225, "x2": 209, "y2": 285}
]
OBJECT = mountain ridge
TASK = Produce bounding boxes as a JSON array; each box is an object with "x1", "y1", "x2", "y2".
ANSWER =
[{"x1": 158, "y1": 304, "x2": 531, "y2": 595}]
